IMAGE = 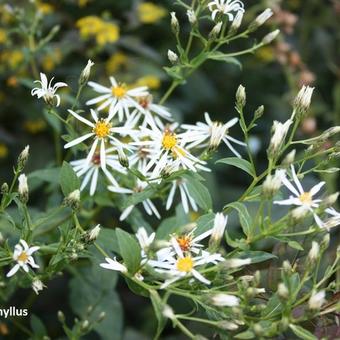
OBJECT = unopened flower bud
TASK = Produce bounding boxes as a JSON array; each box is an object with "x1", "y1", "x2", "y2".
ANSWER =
[
  {"x1": 229, "y1": 11, "x2": 243, "y2": 35},
  {"x1": 262, "y1": 170, "x2": 283, "y2": 197},
  {"x1": 282, "y1": 260, "x2": 292, "y2": 273},
  {"x1": 58, "y1": 311, "x2": 65, "y2": 323},
  {"x1": 253, "y1": 323, "x2": 263, "y2": 336},
  {"x1": 217, "y1": 321, "x2": 239, "y2": 330},
  {"x1": 282, "y1": 149, "x2": 296, "y2": 167},
  {"x1": 32, "y1": 279, "x2": 45, "y2": 295},
  {"x1": 262, "y1": 29, "x2": 280, "y2": 45},
  {"x1": 167, "y1": 49, "x2": 178, "y2": 64},
  {"x1": 1, "y1": 182, "x2": 8, "y2": 195},
  {"x1": 308, "y1": 290, "x2": 325, "y2": 310},
  {"x1": 18, "y1": 174, "x2": 29, "y2": 204},
  {"x1": 162, "y1": 305, "x2": 175, "y2": 319},
  {"x1": 79, "y1": 59, "x2": 94, "y2": 86},
  {"x1": 249, "y1": 8, "x2": 273, "y2": 32},
  {"x1": 63, "y1": 189, "x2": 80, "y2": 210},
  {"x1": 290, "y1": 206, "x2": 309, "y2": 222},
  {"x1": 210, "y1": 293, "x2": 239, "y2": 307},
  {"x1": 308, "y1": 241, "x2": 319, "y2": 263},
  {"x1": 170, "y1": 12, "x2": 179, "y2": 34},
  {"x1": 277, "y1": 283, "x2": 289, "y2": 299},
  {"x1": 17, "y1": 145, "x2": 30, "y2": 170},
  {"x1": 236, "y1": 85, "x2": 246, "y2": 108},
  {"x1": 268, "y1": 119, "x2": 292, "y2": 158},
  {"x1": 98, "y1": 312, "x2": 106, "y2": 322},
  {"x1": 117, "y1": 148, "x2": 129, "y2": 168},
  {"x1": 294, "y1": 86, "x2": 314, "y2": 117},
  {"x1": 225, "y1": 258, "x2": 251, "y2": 268},
  {"x1": 209, "y1": 213, "x2": 227, "y2": 249},
  {"x1": 186, "y1": 9, "x2": 197, "y2": 25},
  {"x1": 322, "y1": 192, "x2": 339, "y2": 208},
  {"x1": 84, "y1": 224, "x2": 101, "y2": 243},
  {"x1": 81, "y1": 320, "x2": 89, "y2": 331},
  {"x1": 209, "y1": 21, "x2": 222, "y2": 40},
  {"x1": 254, "y1": 105, "x2": 264, "y2": 120},
  {"x1": 321, "y1": 234, "x2": 330, "y2": 249}
]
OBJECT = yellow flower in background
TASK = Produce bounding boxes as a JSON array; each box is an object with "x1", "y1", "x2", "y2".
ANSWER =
[
  {"x1": 0, "y1": 143, "x2": 8, "y2": 159},
  {"x1": 42, "y1": 48, "x2": 62, "y2": 72},
  {"x1": 24, "y1": 120, "x2": 47, "y2": 134},
  {"x1": 0, "y1": 29, "x2": 7, "y2": 44},
  {"x1": 134, "y1": 75, "x2": 161, "y2": 90},
  {"x1": 96, "y1": 23, "x2": 119, "y2": 46},
  {"x1": 138, "y1": 2, "x2": 167, "y2": 24},
  {"x1": 255, "y1": 46, "x2": 275, "y2": 63},
  {"x1": 78, "y1": 0, "x2": 90, "y2": 7},
  {"x1": 76, "y1": 16, "x2": 119, "y2": 46},
  {"x1": 106, "y1": 52, "x2": 128, "y2": 74},
  {"x1": 36, "y1": 1, "x2": 54, "y2": 14},
  {"x1": 0, "y1": 50, "x2": 24, "y2": 69}
]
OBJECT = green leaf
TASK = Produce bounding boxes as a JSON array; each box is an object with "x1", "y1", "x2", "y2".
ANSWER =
[
  {"x1": 59, "y1": 161, "x2": 80, "y2": 196},
  {"x1": 30, "y1": 314, "x2": 47, "y2": 338},
  {"x1": 289, "y1": 324, "x2": 317, "y2": 340},
  {"x1": 69, "y1": 260, "x2": 122, "y2": 340},
  {"x1": 224, "y1": 202, "x2": 252, "y2": 237},
  {"x1": 207, "y1": 51, "x2": 242, "y2": 69},
  {"x1": 183, "y1": 174, "x2": 212, "y2": 211},
  {"x1": 216, "y1": 157, "x2": 255, "y2": 177},
  {"x1": 150, "y1": 289, "x2": 167, "y2": 339},
  {"x1": 116, "y1": 228, "x2": 141, "y2": 274},
  {"x1": 234, "y1": 330, "x2": 255, "y2": 339},
  {"x1": 237, "y1": 251, "x2": 277, "y2": 264},
  {"x1": 288, "y1": 241, "x2": 304, "y2": 251}
]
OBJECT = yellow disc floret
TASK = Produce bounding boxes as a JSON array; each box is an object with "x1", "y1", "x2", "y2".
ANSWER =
[
  {"x1": 176, "y1": 257, "x2": 194, "y2": 273},
  {"x1": 17, "y1": 251, "x2": 29, "y2": 262},
  {"x1": 93, "y1": 119, "x2": 111, "y2": 138},
  {"x1": 162, "y1": 129, "x2": 177, "y2": 150},
  {"x1": 112, "y1": 85, "x2": 127, "y2": 98},
  {"x1": 299, "y1": 191, "x2": 312, "y2": 205}
]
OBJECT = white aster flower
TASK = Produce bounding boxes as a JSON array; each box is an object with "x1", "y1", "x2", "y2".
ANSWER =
[
  {"x1": 268, "y1": 119, "x2": 292, "y2": 157},
  {"x1": 108, "y1": 177, "x2": 161, "y2": 221},
  {"x1": 149, "y1": 238, "x2": 224, "y2": 288},
  {"x1": 86, "y1": 76, "x2": 148, "y2": 121},
  {"x1": 308, "y1": 290, "x2": 326, "y2": 310},
  {"x1": 274, "y1": 165, "x2": 326, "y2": 227},
  {"x1": 31, "y1": 72, "x2": 67, "y2": 106},
  {"x1": 135, "y1": 126, "x2": 207, "y2": 178},
  {"x1": 64, "y1": 109, "x2": 136, "y2": 170},
  {"x1": 71, "y1": 149, "x2": 125, "y2": 196},
  {"x1": 100, "y1": 257, "x2": 128, "y2": 273},
  {"x1": 211, "y1": 293, "x2": 240, "y2": 307},
  {"x1": 166, "y1": 179, "x2": 198, "y2": 213},
  {"x1": 208, "y1": 0, "x2": 245, "y2": 21},
  {"x1": 32, "y1": 279, "x2": 46, "y2": 295},
  {"x1": 167, "y1": 49, "x2": 178, "y2": 64},
  {"x1": 125, "y1": 95, "x2": 173, "y2": 131},
  {"x1": 210, "y1": 213, "x2": 228, "y2": 243},
  {"x1": 181, "y1": 113, "x2": 246, "y2": 157},
  {"x1": 7, "y1": 240, "x2": 40, "y2": 277},
  {"x1": 136, "y1": 227, "x2": 156, "y2": 252}
]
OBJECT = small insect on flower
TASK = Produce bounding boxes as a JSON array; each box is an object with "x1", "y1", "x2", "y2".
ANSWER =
[
  {"x1": 208, "y1": 0, "x2": 245, "y2": 21},
  {"x1": 274, "y1": 165, "x2": 328, "y2": 227},
  {"x1": 148, "y1": 238, "x2": 224, "y2": 288},
  {"x1": 86, "y1": 76, "x2": 149, "y2": 122},
  {"x1": 31, "y1": 72, "x2": 68, "y2": 107},
  {"x1": 64, "y1": 109, "x2": 137, "y2": 170},
  {"x1": 7, "y1": 240, "x2": 40, "y2": 277},
  {"x1": 181, "y1": 112, "x2": 246, "y2": 157}
]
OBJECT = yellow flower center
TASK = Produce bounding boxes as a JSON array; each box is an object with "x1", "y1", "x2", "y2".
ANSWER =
[
  {"x1": 176, "y1": 235, "x2": 192, "y2": 252},
  {"x1": 299, "y1": 191, "x2": 312, "y2": 204},
  {"x1": 111, "y1": 85, "x2": 126, "y2": 98},
  {"x1": 176, "y1": 257, "x2": 194, "y2": 272},
  {"x1": 17, "y1": 251, "x2": 28, "y2": 262},
  {"x1": 93, "y1": 120, "x2": 111, "y2": 138},
  {"x1": 162, "y1": 130, "x2": 177, "y2": 150}
]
